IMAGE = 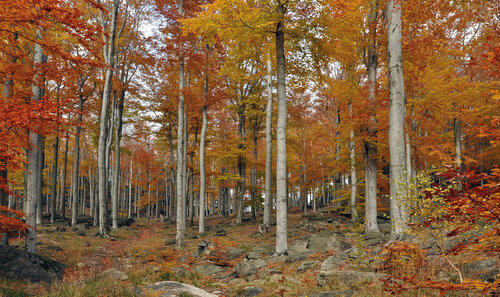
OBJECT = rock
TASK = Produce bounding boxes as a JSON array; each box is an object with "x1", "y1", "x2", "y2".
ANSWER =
[
  {"x1": 347, "y1": 247, "x2": 366, "y2": 259},
  {"x1": 235, "y1": 259, "x2": 267, "y2": 277},
  {"x1": 319, "y1": 254, "x2": 348, "y2": 271},
  {"x1": 165, "y1": 238, "x2": 176, "y2": 246},
  {"x1": 46, "y1": 245, "x2": 63, "y2": 252},
  {"x1": 229, "y1": 278, "x2": 246, "y2": 285},
  {"x1": 227, "y1": 247, "x2": 246, "y2": 260},
  {"x1": 317, "y1": 270, "x2": 387, "y2": 286},
  {"x1": 364, "y1": 231, "x2": 385, "y2": 246},
  {"x1": 194, "y1": 264, "x2": 226, "y2": 276},
  {"x1": 198, "y1": 241, "x2": 213, "y2": 256},
  {"x1": 172, "y1": 266, "x2": 188, "y2": 278},
  {"x1": 260, "y1": 269, "x2": 282, "y2": 277},
  {"x1": 253, "y1": 245, "x2": 274, "y2": 255},
  {"x1": 71, "y1": 223, "x2": 87, "y2": 232},
  {"x1": 285, "y1": 251, "x2": 311, "y2": 263},
  {"x1": 308, "y1": 235, "x2": 351, "y2": 252},
  {"x1": 246, "y1": 252, "x2": 260, "y2": 260},
  {"x1": 215, "y1": 229, "x2": 227, "y2": 237},
  {"x1": 100, "y1": 268, "x2": 128, "y2": 281},
  {"x1": 289, "y1": 239, "x2": 309, "y2": 253},
  {"x1": 77, "y1": 262, "x2": 85, "y2": 268},
  {"x1": 241, "y1": 286, "x2": 263, "y2": 296},
  {"x1": 464, "y1": 258, "x2": 499, "y2": 282},
  {"x1": 307, "y1": 290, "x2": 353, "y2": 297},
  {"x1": 118, "y1": 217, "x2": 135, "y2": 227},
  {"x1": 268, "y1": 255, "x2": 286, "y2": 263},
  {"x1": 134, "y1": 281, "x2": 218, "y2": 297},
  {"x1": 297, "y1": 261, "x2": 319, "y2": 272},
  {"x1": 76, "y1": 230, "x2": 86, "y2": 236},
  {"x1": 0, "y1": 245, "x2": 65, "y2": 283}
]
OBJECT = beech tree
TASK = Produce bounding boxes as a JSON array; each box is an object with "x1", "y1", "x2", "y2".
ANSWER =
[{"x1": 387, "y1": 0, "x2": 408, "y2": 238}]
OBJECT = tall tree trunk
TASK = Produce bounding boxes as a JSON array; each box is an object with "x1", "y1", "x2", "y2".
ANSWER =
[
  {"x1": 90, "y1": 173, "x2": 94, "y2": 218},
  {"x1": 61, "y1": 135, "x2": 69, "y2": 219},
  {"x1": 26, "y1": 28, "x2": 44, "y2": 253},
  {"x1": 250, "y1": 129, "x2": 258, "y2": 222},
  {"x1": 97, "y1": 0, "x2": 119, "y2": 237},
  {"x1": 387, "y1": 0, "x2": 408, "y2": 238},
  {"x1": 263, "y1": 58, "x2": 273, "y2": 229},
  {"x1": 348, "y1": 103, "x2": 358, "y2": 221},
  {"x1": 236, "y1": 106, "x2": 246, "y2": 225},
  {"x1": 275, "y1": 5, "x2": 288, "y2": 255},
  {"x1": 175, "y1": 0, "x2": 186, "y2": 248},
  {"x1": 51, "y1": 134, "x2": 59, "y2": 224},
  {"x1": 363, "y1": 1, "x2": 380, "y2": 234},
  {"x1": 199, "y1": 93, "x2": 207, "y2": 234},
  {"x1": 128, "y1": 158, "x2": 132, "y2": 218},
  {"x1": 36, "y1": 138, "x2": 44, "y2": 226},
  {"x1": 168, "y1": 126, "x2": 175, "y2": 218},
  {"x1": 112, "y1": 91, "x2": 125, "y2": 229},
  {"x1": 71, "y1": 94, "x2": 84, "y2": 226}
]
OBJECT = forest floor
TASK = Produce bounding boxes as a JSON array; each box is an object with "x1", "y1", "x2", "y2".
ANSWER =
[{"x1": 0, "y1": 207, "x2": 496, "y2": 297}]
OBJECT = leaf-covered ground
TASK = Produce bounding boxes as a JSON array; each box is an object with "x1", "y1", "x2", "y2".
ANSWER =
[{"x1": 0, "y1": 209, "x2": 495, "y2": 297}]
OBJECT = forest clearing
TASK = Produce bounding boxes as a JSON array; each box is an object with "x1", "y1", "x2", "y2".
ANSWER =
[{"x1": 0, "y1": 0, "x2": 498, "y2": 296}]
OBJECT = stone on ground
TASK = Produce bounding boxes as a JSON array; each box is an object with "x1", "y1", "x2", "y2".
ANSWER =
[
  {"x1": 134, "y1": 281, "x2": 218, "y2": 297},
  {"x1": 0, "y1": 245, "x2": 65, "y2": 283},
  {"x1": 99, "y1": 268, "x2": 128, "y2": 281}
]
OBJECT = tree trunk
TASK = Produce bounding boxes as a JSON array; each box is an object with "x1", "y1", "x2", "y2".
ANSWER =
[
  {"x1": 263, "y1": 58, "x2": 273, "y2": 229},
  {"x1": 26, "y1": 28, "x2": 44, "y2": 253},
  {"x1": 128, "y1": 158, "x2": 132, "y2": 218},
  {"x1": 199, "y1": 96, "x2": 207, "y2": 234},
  {"x1": 61, "y1": 135, "x2": 69, "y2": 219},
  {"x1": 112, "y1": 90, "x2": 125, "y2": 229},
  {"x1": 97, "y1": 0, "x2": 120, "y2": 237},
  {"x1": 348, "y1": 103, "x2": 358, "y2": 221},
  {"x1": 250, "y1": 130, "x2": 258, "y2": 222},
  {"x1": 364, "y1": 1, "x2": 381, "y2": 235},
  {"x1": 387, "y1": 0, "x2": 408, "y2": 238},
  {"x1": 236, "y1": 105, "x2": 246, "y2": 225},
  {"x1": 71, "y1": 94, "x2": 84, "y2": 226},
  {"x1": 36, "y1": 139, "x2": 44, "y2": 226},
  {"x1": 275, "y1": 6, "x2": 288, "y2": 255},
  {"x1": 175, "y1": 0, "x2": 186, "y2": 248}
]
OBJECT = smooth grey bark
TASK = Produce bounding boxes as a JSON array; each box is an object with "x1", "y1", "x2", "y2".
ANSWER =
[
  {"x1": 50, "y1": 133, "x2": 59, "y2": 223},
  {"x1": 199, "y1": 78, "x2": 208, "y2": 234},
  {"x1": 275, "y1": 3, "x2": 288, "y2": 255},
  {"x1": 26, "y1": 29, "x2": 44, "y2": 253},
  {"x1": 182, "y1": 112, "x2": 187, "y2": 220},
  {"x1": 71, "y1": 93, "x2": 85, "y2": 226},
  {"x1": 60, "y1": 135, "x2": 69, "y2": 219},
  {"x1": 175, "y1": 0, "x2": 186, "y2": 248},
  {"x1": 250, "y1": 130, "x2": 258, "y2": 222},
  {"x1": 236, "y1": 105, "x2": 246, "y2": 225},
  {"x1": 348, "y1": 103, "x2": 357, "y2": 221},
  {"x1": 263, "y1": 58, "x2": 273, "y2": 229},
  {"x1": 111, "y1": 90, "x2": 125, "y2": 229},
  {"x1": 364, "y1": 0, "x2": 380, "y2": 234},
  {"x1": 36, "y1": 139, "x2": 44, "y2": 226},
  {"x1": 168, "y1": 125, "x2": 175, "y2": 218},
  {"x1": 128, "y1": 158, "x2": 132, "y2": 218},
  {"x1": 387, "y1": 0, "x2": 408, "y2": 238},
  {"x1": 97, "y1": 0, "x2": 120, "y2": 237},
  {"x1": 89, "y1": 173, "x2": 94, "y2": 218}
]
